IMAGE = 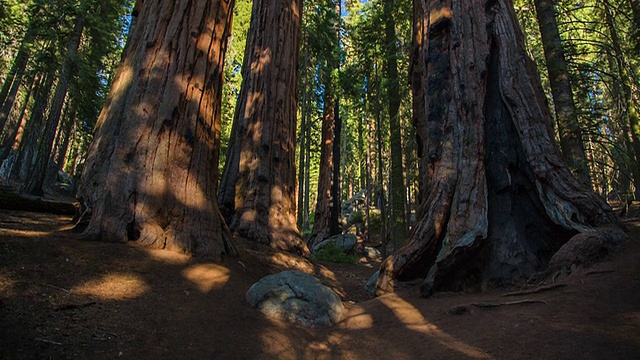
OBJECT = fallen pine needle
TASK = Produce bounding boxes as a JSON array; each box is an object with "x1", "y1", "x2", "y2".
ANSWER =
[{"x1": 35, "y1": 338, "x2": 62, "y2": 346}]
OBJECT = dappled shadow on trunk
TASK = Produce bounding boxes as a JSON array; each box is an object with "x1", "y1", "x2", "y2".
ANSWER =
[{"x1": 75, "y1": 0, "x2": 236, "y2": 259}]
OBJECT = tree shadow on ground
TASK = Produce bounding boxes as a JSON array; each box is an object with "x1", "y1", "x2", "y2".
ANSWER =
[{"x1": 1, "y1": 209, "x2": 640, "y2": 359}]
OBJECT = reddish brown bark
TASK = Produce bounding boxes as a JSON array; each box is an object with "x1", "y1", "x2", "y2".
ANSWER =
[
  {"x1": 307, "y1": 1, "x2": 341, "y2": 250},
  {"x1": 218, "y1": 0, "x2": 306, "y2": 254},
  {"x1": 376, "y1": 0, "x2": 618, "y2": 297},
  {"x1": 77, "y1": 0, "x2": 236, "y2": 258}
]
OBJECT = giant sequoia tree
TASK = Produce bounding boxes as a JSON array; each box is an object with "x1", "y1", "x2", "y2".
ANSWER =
[
  {"x1": 76, "y1": 0, "x2": 236, "y2": 258},
  {"x1": 218, "y1": 0, "x2": 307, "y2": 254},
  {"x1": 375, "y1": 0, "x2": 619, "y2": 296}
]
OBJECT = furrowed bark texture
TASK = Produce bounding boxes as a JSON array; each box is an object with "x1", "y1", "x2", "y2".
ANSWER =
[
  {"x1": 376, "y1": 0, "x2": 618, "y2": 297},
  {"x1": 218, "y1": 0, "x2": 307, "y2": 254},
  {"x1": 77, "y1": 0, "x2": 237, "y2": 259}
]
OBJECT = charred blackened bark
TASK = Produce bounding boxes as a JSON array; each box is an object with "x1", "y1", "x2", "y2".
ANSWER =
[
  {"x1": 77, "y1": 0, "x2": 237, "y2": 258},
  {"x1": 376, "y1": 0, "x2": 619, "y2": 297}
]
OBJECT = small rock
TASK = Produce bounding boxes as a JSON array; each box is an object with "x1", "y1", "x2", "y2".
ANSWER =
[{"x1": 364, "y1": 270, "x2": 380, "y2": 294}]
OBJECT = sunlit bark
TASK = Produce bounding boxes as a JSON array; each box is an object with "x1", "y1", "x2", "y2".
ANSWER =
[
  {"x1": 77, "y1": 0, "x2": 236, "y2": 258},
  {"x1": 376, "y1": 0, "x2": 619, "y2": 297},
  {"x1": 217, "y1": 0, "x2": 306, "y2": 254}
]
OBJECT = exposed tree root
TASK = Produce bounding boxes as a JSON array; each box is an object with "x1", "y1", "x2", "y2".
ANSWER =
[
  {"x1": 448, "y1": 299, "x2": 548, "y2": 315},
  {"x1": 501, "y1": 284, "x2": 567, "y2": 297}
]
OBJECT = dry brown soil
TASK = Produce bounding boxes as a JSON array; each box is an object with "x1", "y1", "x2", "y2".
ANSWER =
[{"x1": 1, "y1": 208, "x2": 640, "y2": 359}]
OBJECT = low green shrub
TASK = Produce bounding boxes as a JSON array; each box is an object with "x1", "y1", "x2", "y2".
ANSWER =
[{"x1": 311, "y1": 243, "x2": 358, "y2": 265}]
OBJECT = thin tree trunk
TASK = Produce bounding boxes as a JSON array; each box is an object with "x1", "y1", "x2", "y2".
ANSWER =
[
  {"x1": 77, "y1": 0, "x2": 237, "y2": 258},
  {"x1": 534, "y1": 0, "x2": 591, "y2": 187},
  {"x1": 309, "y1": 78, "x2": 338, "y2": 248},
  {"x1": 330, "y1": 1, "x2": 342, "y2": 239},
  {"x1": 374, "y1": 58, "x2": 388, "y2": 258},
  {"x1": 16, "y1": 73, "x2": 55, "y2": 182},
  {"x1": 376, "y1": 0, "x2": 619, "y2": 297},
  {"x1": 217, "y1": 0, "x2": 306, "y2": 254},
  {"x1": 384, "y1": 0, "x2": 407, "y2": 250},
  {"x1": 604, "y1": 1, "x2": 640, "y2": 199},
  {"x1": 308, "y1": 1, "x2": 342, "y2": 249},
  {"x1": 303, "y1": 93, "x2": 311, "y2": 232},
  {"x1": 0, "y1": 74, "x2": 36, "y2": 160},
  {"x1": 0, "y1": 31, "x2": 33, "y2": 135},
  {"x1": 53, "y1": 102, "x2": 77, "y2": 175},
  {"x1": 25, "y1": 5, "x2": 88, "y2": 195},
  {"x1": 297, "y1": 43, "x2": 309, "y2": 231}
]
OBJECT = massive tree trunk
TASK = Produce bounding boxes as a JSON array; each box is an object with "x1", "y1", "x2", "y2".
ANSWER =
[
  {"x1": 376, "y1": 0, "x2": 619, "y2": 297},
  {"x1": 534, "y1": 0, "x2": 591, "y2": 188},
  {"x1": 217, "y1": 0, "x2": 306, "y2": 254},
  {"x1": 383, "y1": 0, "x2": 406, "y2": 250},
  {"x1": 76, "y1": 0, "x2": 237, "y2": 258}
]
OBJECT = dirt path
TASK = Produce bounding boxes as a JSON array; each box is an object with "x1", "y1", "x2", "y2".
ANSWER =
[{"x1": 1, "y1": 209, "x2": 639, "y2": 359}]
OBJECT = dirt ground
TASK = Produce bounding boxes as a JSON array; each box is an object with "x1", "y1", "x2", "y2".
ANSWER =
[{"x1": 1, "y1": 208, "x2": 640, "y2": 359}]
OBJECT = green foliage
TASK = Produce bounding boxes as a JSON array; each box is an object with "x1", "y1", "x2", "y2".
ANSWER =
[
  {"x1": 311, "y1": 242, "x2": 358, "y2": 265},
  {"x1": 348, "y1": 210, "x2": 364, "y2": 225}
]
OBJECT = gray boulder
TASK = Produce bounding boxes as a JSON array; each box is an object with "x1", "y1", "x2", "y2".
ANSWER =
[
  {"x1": 246, "y1": 271, "x2": 345, "y2": 327},
  {"x1": 312, "y1": 233, "x2": 358, "y2": 253}
]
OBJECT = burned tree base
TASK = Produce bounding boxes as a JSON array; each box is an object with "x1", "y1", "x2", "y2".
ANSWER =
[{"x1": 375, "y1": 0, "x2": 620, "y2": 298}]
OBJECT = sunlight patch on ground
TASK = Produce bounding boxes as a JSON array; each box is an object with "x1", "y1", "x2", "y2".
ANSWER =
[
  {"x1": 260, "y1": 318, "x2": 297, "y2": 358},
  {"x1": 181, "y1": 263, "x2": 230, "y2": 292},
  {"x1": 0, "y1": 271, "x2": 15, "y2": 293},
  {"x1": 338, "y1": 304, "x2": 374, "y2": 330},
  {"x1": 145, "y1": 248, "x2": 191, "y2": 265},
  {"x1": 0, "y1": 227, "x2": 70, "y2": 237},
  {"x1": 378, "y1": 294, "x2": 494, "y2": 359},
  {"x1": 73, "y1": 273, "x2": 149, "y2": 300}
]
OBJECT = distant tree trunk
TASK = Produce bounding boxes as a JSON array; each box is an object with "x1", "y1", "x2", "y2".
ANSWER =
[
  {"x1": 534, "y1": 0, "x2": 591, "y2": 188},
  {"x1": 25, "y1": 6, "x2": 87, "y2": 195},
  {"x1": 76, "y1": 0, "x2": 237, "y2": 258},
  {"x1": 217, "y1": 0, "x2": 306, "y2": 254},
  {"x1": 376, "y1": 0, "x2": 619, "y2": 297},
  {"x1": 383, "y1": 0, "x2": 407, "y2": 250},
  {"x1": 308, "y1": 1, "x2": 341, "y2": 249},
  {"x1": 0, "y1": 74, "x2": 35, "y2": 159},
  {"x1": 604, "y1": 1, "x2": 640, "y2": 199},
  {"x1": 331, "y1": 87, "x2": 341, "y2": 235},
  {"x1": 53, "y1": 102, "x2": 77, "y2": 174},
  {"x1": 330, "y1": 0, "x2": 342, "y2": 241},
  {"x1": 308, "y1": 79, "x2": 338, "y2": 248},
  {"x1": 297, "y1": 45, "x2": 309, "y2": 231},
  {"x1": 631, "y1": 0, "x2": 640, "y2": 50},
  {"x1": 0, "y1": 31, "x2": 33, "y2": 135},
  {"x1": 16, "y1": 73, "x2": 55, "y2": 182},
  {"x1": 372, "y1": 57, "x2": 388, "y2": 257},
  {"x1": 303, "y1": 95, "x2": 311, "y2": 232}
]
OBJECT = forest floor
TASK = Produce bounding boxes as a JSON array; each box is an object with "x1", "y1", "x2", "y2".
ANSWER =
[{"x1": 1, "y1": 203, "x2": 640, "y2": 359}]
